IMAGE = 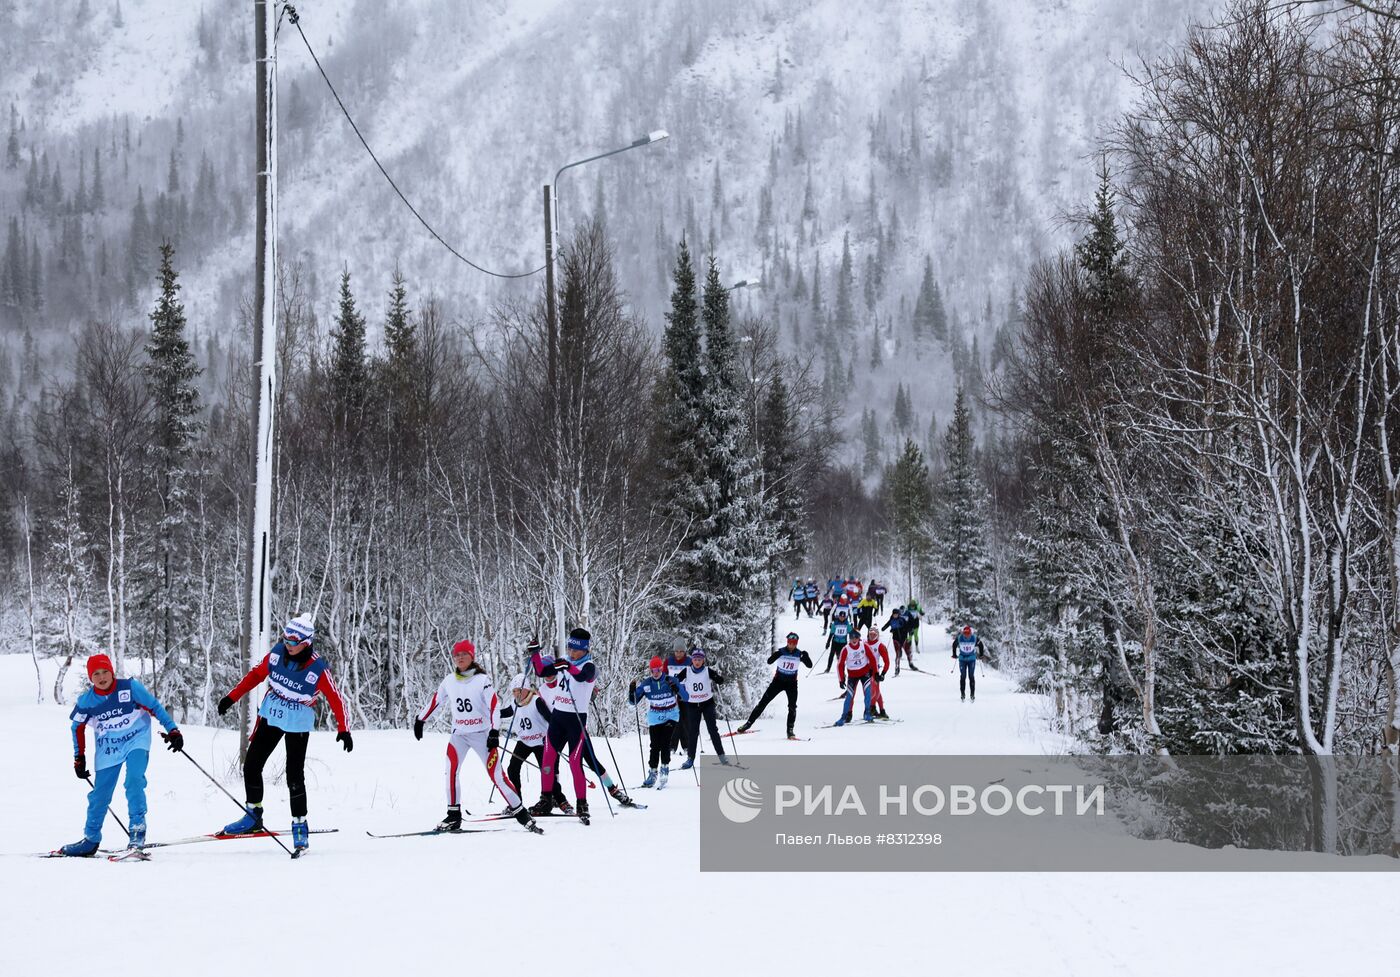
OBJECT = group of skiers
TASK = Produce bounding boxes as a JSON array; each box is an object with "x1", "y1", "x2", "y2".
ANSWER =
[{"x1": 58, "y1": 597, "x2": 989, "y2": 857}]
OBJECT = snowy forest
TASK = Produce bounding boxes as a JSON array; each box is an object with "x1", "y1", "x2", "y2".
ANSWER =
[{"x1": 1, "y1": 0, "x2": 1398, "y2": 760}]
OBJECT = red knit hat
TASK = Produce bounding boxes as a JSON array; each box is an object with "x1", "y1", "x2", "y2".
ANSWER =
[
  {"x1": 648, "y1": 656, "x2": 664, "y2": 670},
  {"x1": 452, "y1": 639, "x2": 476, "y2": 658},
  {"x1": 86, "y1": 654, "x2": 114, "y2": 680}
]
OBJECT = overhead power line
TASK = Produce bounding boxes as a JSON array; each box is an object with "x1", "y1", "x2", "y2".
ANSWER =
[{"x1": 286, "y1": 6, "x2": 543, "y2": 280}]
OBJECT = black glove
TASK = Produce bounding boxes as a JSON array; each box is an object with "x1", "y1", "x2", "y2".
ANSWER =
[
  {"x1": 628, "y1": 680, "x2": 637, "y2": 695},
  {"x1": 337, "y1": 731, "x2": 354, "y2": 753},
  {"x1": 879, "y1": 670, "x2": 887, "y2": 682},
  {"x1": 74, "y1": 754, "x2": 88, "y2": 780},
  {"x1": 217, "y1": 695, "x2": 234, "y2": 716},
  {"x1": 413, "y1": 719, "x2": 424, "y2": 741},
  {"x1": 487, "y1": 729, "x2": 501, "y2": 751},
  {"x1": 163, "y1": 729, "x2": 184, "y2": 752}
]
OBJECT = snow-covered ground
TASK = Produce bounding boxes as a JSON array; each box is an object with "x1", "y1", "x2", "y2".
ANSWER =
[{"x1": 2, "y1": 611, "x2": 1393, "y2": 976}]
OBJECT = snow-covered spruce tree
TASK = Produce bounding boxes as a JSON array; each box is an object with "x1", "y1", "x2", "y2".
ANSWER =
[
  {"x1": 329, "y1": 268, "x2": 369, "y2": 438},
  {"x1": 143, "y1": 242, "x2": 202, "y2": 704},
  {"x1": 693, "y1": 258, "x2": 777, "y2": 702},
  {"x1": 933, "y1": 386, "x2": 996, "y2": 643},
  {"x1": 886, "y1": 438, "x2": 932, "y2": 604}
]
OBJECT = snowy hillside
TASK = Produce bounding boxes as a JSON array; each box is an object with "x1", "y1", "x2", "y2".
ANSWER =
[
  {"x1": 2, "y1": 608, "x2": 1393, "y2": 977},
  {"x1": 0, "y1": 0, "x2": 1218, "y2": 447}
]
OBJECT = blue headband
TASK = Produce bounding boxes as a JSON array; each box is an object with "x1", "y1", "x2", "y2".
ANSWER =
[{"x1": 568, "y1": 635, "x2": 590, "y2": 651}]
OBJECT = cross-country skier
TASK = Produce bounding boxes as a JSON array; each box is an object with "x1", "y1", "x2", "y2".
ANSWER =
[
  {"x1": 881, "y1": 606, "x2": 919, "y2": 675},
  {"x1": 819, "y1": 591, "x2": 835, "y2": 630},
  {"x1": 531, "y1": 628, "x2": 600, "y2": 823},
  {"x1": 862, "y1": 628, "x2": 892, "y2": 719},
  {"x1": 58, "y1": 654, "x2": 183, "y2": 856},
  {"x1": 663, "y1": 641, "x2": 693, "y2": 763},
  {"x1": 497, "y1": 674, "x2": 570, "y2": 814},
  {"x1": 735, "y1": 631, "x2": 812, "y2": 739},
  {"x1": 629, "y1": 656, "x2": 682, "y2": 788},
  {"x1": 790, "y1": 578, "x2": 806, "y2": 616},
  {"x1": 905, "y1": 600, "x2": 924, "y2": 653},
  {"x1": 823, "y1": 606, "x2": 855, "y2": 672},
  {"x1": 952, "y1": 625, "x2": 985, "y2": 701},
  {"x1": 677, "y1": 647, "x2": 730, "y2": 768},
  {"x1": 871, "y1": 580, "x2": 887, "y2": 615},
  {"x1": 856, "y1": 593, "x2": 878, "y2": 631},
  {"x1": 834, "y1": 628, "x2": 881, "y2": 726},
  {"x1": 413, "y1": 639, "x2": 539, "y2": 833},
  {"x1": 803, "y1": 578, "x2": 820, "y2": 617},
  {"x1": 216, "y1": 615, "x2": 350, "y2": 853}
]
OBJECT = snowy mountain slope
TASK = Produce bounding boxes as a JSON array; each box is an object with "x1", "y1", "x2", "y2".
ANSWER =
[
  {"x1": 1, "y1": 608, "x2": 1393, "y2": 977},
  {"x1": 1, "y1": 0, "x2": 1219, "y2": 444}
]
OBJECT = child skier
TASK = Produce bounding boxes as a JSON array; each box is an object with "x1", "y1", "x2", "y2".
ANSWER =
[
  {"x1": 216, "y1": 614, "x2": 351, "y2": 853},
  {"x1": 790, "y1": 578, "x2": 806, "y2": 617},
  {"x1": 735, "y1": 631, "x2": 812, "y2": 739},
  {"x1": 835, "y1": 629, "x2": 881, "y2": 726},
  {"x1": 414, "y1": 639, "x2": 540, "y2": 833},
  {"x1": 677, "y1": 647, "x2": 730, "y2": 768},
  {"x1": 59, "y1": 654, "x2": 183, "y2": 856},
  {"x1": 819, "y1": 591, "x2": 835, "y2": 630},
  {"x1": 664, "y1": 642, "x2": 694, "y2": 765},
  {"x1": 499, "y1": 669, "x2": 572, "y2": 814},
  {"x1": 629, "y1": 656, "x2": 683, "y2": 788},
  {"x1": 882, "y1": 606, "x2": 918, "y2": 675}
]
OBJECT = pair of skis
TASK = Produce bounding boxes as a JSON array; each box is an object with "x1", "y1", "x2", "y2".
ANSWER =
[
  {"x1": 722, "y1": 727, "x2": 812, "y2": 743},
  {"x1": 40, "y1": 828, "x2": 339, "y2": 860}
]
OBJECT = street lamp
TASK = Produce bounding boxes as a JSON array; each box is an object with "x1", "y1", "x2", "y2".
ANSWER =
[
  {"x1": 541, "y1": 128, "x2": 669, "y2": 655},
  {"x1": 544, "y1": 128, "x2": 669, "y2": 398}
]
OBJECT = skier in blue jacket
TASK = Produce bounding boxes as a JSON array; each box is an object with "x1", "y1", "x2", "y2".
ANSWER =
[
  {"x1": 59, "y1": 653, "x2": 183, "y2": 856},
  {"x1": 628, "y1": 656, "x2": 683, "y2": 788}
]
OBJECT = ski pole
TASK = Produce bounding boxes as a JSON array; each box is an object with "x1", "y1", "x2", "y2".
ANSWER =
[
  {"x1": 723, "y1": 715, "x2": 741, "y2": 760},
  {"x1": 84, "y1": 775, "x2": 131, "y2": 839},
  {"x1": 177, "y1": 751, "x2": 294, "y2": 858},
  {"x1": 580, "y1": 722, "x2": 616, "y2": 819},
  {"x1": 633, "y1": 699, "x2": 647, "y2": 775}
]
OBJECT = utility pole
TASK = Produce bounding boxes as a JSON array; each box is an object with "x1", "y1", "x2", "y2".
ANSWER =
[{"x1": 241, "y1": 0, "x2": 279, "y2": 759}]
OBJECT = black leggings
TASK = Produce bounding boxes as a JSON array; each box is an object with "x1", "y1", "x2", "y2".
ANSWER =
[
  {"x1": 684, "y1": 699, "x2": 725, "y2": 757},
  {"x1": 508, "y1": 740, "x2": 566, "y2": 803},
  {"x1": 244, "y1": 719, "x2": 310, "y2": 817},
  {"x1": 647, "y1": 721, "x2": 677, "y2": 767},
  {"x1": 745, "y1": 677, "x2": 798, "y2": 731},
  {"x1": 826, "y1": 642, "x2": 846, "y2": 671},
  {"x1": 672, "y1": 701, "x2": 694, "y2": 756}
]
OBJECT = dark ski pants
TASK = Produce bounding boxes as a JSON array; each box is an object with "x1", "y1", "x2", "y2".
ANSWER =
[
  {"x1": 647, "y1": 721, "x2": 677, "y2": 768},
  {"x1": 821, "y1": 608, "x2": 832, "y2": 630},
  {"x1": 672, "y1": 701, "x2": 696, "y2": 756},
  {"x1": 959, "y1": 657, "x2": 977, "y2": 698},
  {"x1": 508, "y1": 740, "x2": 566, "y2": 806},
  {"x1": 840, "y1": 671, "x2": 876, "y2": 722},
  {"x1": 245, "y1": 719, "x2": 310, "y2": 817},
  {"x1": 892, "y1": 637, "x2": 911, "y2": 668},
  {"x1": 825, "y1": 641, "x2": 847, "y2": 671},
  {"x1": 685, "y1": 698, "x2": 725, "y2": 757},
  {"x1": 745, "y1": 676, "x2": 799, "y2": 732}
]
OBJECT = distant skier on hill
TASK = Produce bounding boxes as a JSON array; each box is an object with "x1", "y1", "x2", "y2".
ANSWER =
[
  {"x1": 216, "y1": 614, "x2": 351, "y2": 853},
  {"x1": 803, "y1": 578, "x2": 820, "y2": 617},
  {"x1": 818, "y1": 591, "x2": 836, "y2": 629},
  {"x1": 881, "y1": 606, "x2": 919, "y2": 675},
  {"x1": 735, "y1": 631, "x2": 813, "y2": 740},
  {"x1": 58, "y1": 653, "x2": 183, "y2": 857},
  {"x1": 952, "y1": 625, "x2": 986, "y2": 702}
]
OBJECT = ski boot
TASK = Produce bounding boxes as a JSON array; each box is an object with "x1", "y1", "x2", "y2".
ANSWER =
[
  {"x1": 437, "y1": 806, "x2": 463, "y2": 832},
  {"x1": 608, "y1": 784, "x2": 634, "y2": 806},
  {"x1": 128, "y1": 821, "x2": 147, "y2": 848},
  {"x1": 291, "y1": 818, "x2": 309, "y2": 853},
  {"x1": 553, "y1": 794, "x2": 575, "y2": 815},
  {"x1": 834, "y1": 716, "x2": 848, "y2": 727},
  {"x1": 59, "y1": 836, "x2": 100, "y2": 857},
  {"x1": 717, "y1": 754, "x2": 732, "y2": 766},
  {"x1": 863, "y1": 711, "x2": 875, "y2": 723},
  {"x1": 642, "y1": 768, "x2": 657, "y2": 788},
  {"x1": 222, "y1": 804, "x2": 264, "y2": 836},
  {"x1": 679, "y1": 756, "x2": 695, "y2": 771},
  {"x1": 877, "y1": 707, "x2": 890, "y2": 720},
  {"x1": 735, "y1": 721, "x2": 752, "y2": 734},
  {"x1": 657, "y1": 765, "x2": 669, "y2": 789},
  {"x1": 576, "y1": 798, "x2": 591, "y2": 826},
  {"x1": 908, "y1": 662, "x2": 920, "y2": 672},
  {"x1": 530, "y1": 796, "x2": 556, "y2": 817},
  {"x1": 507, "y1": 805, "x2": 543, "y2": 834}
]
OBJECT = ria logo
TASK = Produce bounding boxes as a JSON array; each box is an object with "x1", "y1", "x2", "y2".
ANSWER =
[{"x1": 717, "y1": 777, "x2": 764, "y2": 824}]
